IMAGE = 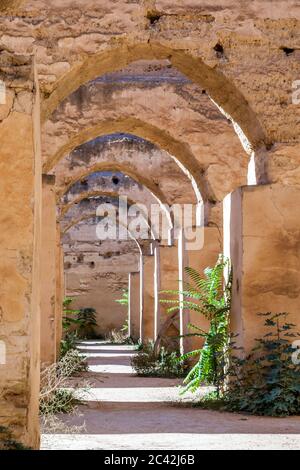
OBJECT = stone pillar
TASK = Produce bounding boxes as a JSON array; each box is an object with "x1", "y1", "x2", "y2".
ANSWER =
[
  {"x1": 128, "y1": 271, "x2": 140, "y2": 341},
  {"x1": 187, "y1": 226, "x2": 221, "y2": 351},
  {"x1": 224, "y1": 184, "x2": 300, "y2": 354},
  {"x1": 139, "y1": 253, "x2": 144, "y2": 342},
  {"x1": 55, "y1": 237, "x2": 64, "y2": 356},
  {"x1": 177, "y1": 229, "x2": 191, "y2": 354},
  {"x1": 40, "y1": 175, "x2": 57, "y2": 366},
  {"x1": 143, "y1": 254, "x2": 156, "y2": 342},
  {"x1": 153, "y1": 242, "x2": 161, "y2": 340},
  {"x1": 0, "y1": 54, "x2": 41, "y2": 449},
  {"x1": 158, "y1": 245, "x2": 181, "y2": 350}
]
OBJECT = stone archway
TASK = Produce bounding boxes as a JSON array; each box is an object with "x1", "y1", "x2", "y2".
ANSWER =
[
  {"x1": 41, "y1": 42, "x2": 267, "y2": 156},
  {"x1": 53, "y1": 135, "x2": 200, "y2": 207},
  {"x1": 44, "y1": 117, "x2": 211, "y2": 201},
  {"x1": 62, "y1": 213, "x2": 143, "y2": 340}
]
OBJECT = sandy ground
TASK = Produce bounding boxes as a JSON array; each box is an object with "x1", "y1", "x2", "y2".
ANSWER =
[{"x1": 41, "y1": 341, "x2": 300, "y2": 450}]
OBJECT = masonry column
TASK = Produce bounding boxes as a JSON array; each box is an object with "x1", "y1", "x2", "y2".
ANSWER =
[
  {"x1": 128, "y1": 271, "x2": 140, "y2": 341},
  {"x1": 143, "y1": 253, "x2": 157, "y2": 342},
  {"x1": 0, "y1": 54, "x2": 41, "y2": 448},
  {"x1": 55, "y1": 233, "x2": 64, "y2": 357},
  {"x1": 224, "y1": 184, "x2": 300, "y2": 354},
  {"x1": 177, "y1": 229, "x2": 191, "y2": 354},
  {"x1": 40, "y1": 175, "x2": 57, "y2": 366},
  {"x1": 157, "y1": 245, "x2": 180, "y2": 350}
]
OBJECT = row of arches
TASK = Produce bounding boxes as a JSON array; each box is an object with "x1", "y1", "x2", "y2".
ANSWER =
[{"x1": 0, "y1": 19, "x2": 299, "y2": 449}]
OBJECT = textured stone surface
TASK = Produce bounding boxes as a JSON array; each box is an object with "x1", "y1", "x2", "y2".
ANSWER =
[
  {"x1": 44, "y1": 73, "x2": 248, "y2": 207},
  {"x1": 54, "y1": 134, "x2": 198, "y2": 207},
  {"x1": 224, "y1": 184, "x2": 300, "y2": 353},
  {"x1": 0, "y1": 54, "x2": 41, "y2": 449},
  {"x1": 41, "y1": 175, "x2": 57, "y2": 366}
]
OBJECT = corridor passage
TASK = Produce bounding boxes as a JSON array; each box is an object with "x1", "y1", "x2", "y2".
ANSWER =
[{"x1": 41, "y1": 342, "x2": 300, "y2": 450}]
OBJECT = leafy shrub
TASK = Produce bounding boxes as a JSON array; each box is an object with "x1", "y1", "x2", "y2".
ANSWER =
[
  {"x1": 131, "y1": 341, "x2": 185, "y2": 378},
  {"x1": 40, "y1": 388, "x2": 80, "y2": 416},
  {"x1": 224, "y1": 312, "x2": 300, "y2": 417},
  {"x1": 40, "y1": 349, "x2": 88, "y2": 416},
  {"x1": 63, "y1": 298, "x2": 98, "y2": 339},
  {"x1": 161, "y1": 255, "x2": 231, "y2": 394},
  {"x1": 193, "y1": 390, "x2": 226, "y2": 411},
  {"x1": 58, "y1": 348, "x2": 88, "y2": 376},
  {"x1": 60, "y1": 331, "x2": 79, "y2": 358}
]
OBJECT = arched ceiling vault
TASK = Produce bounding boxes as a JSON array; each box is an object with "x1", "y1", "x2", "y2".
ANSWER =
[
  {"x1": 41, "y1": 42, "x2": 267, "y2": 153},
  {"x1": 54, "y1": 141, "x2": 199, "y2": 206},
  {"x1": 45, "y1": 118, "x2": 209, "y2": 202}
]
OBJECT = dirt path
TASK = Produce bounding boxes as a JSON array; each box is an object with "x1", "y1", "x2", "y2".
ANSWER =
[{"x1": 41, "y1": 341, "x2": 300, "y2": 450}]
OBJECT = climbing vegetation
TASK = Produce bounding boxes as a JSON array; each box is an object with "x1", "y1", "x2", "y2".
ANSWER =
[{"x1": 223, "y1": 312, "x2": 300, "y2": 416}]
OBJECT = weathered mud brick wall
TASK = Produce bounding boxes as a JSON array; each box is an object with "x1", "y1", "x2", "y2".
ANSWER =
[{"x1": 0, "y1": 51, "x2": 41, "y2": 448}]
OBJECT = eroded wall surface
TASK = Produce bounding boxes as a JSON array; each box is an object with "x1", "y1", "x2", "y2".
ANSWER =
[{"x1": 0, "y1": 53, "x2": 41, "y2": 448}]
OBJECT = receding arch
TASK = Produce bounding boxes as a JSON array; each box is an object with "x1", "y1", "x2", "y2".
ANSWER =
[
  {"x1": 59, "y1": 188, "x2": 173, "y2": 240},
  {"x1": 55, "y1": 139, "x2": 200, "y2": 206},
  {"x1": 42, "y1": 42, "x2": 267, "y2": 153},
  {"x1": 62, "y1": 214, "x2": 144, "y2": 256},
  {"x1": 57, "y1": 163, "x2": 174, "y2": 207},
  {"x1": 44, "y1": 118, "x2": 209, "y2": 201}
]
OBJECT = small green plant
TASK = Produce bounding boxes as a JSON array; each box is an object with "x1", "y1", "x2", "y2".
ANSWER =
[
  {"x1": 131, "y1": 341, "x2": 185, "y2": 378},
  {"x1": 224, "y1": 312, "x2": 300, "y2": 417},
  {"x1": 161, "y1": 255, "x2": 231, "y2": 395},
  {"x1": 62, "y1": 298, "x2": 98, "y2": 339},
  {"x1": 40, "y1": 388, "x2": 80, "y2": 416},
  {"x1": 60, "y1": 331, "x2": 79, "y2": 358},
  {"x1": 194, "y1": 390, "x2": 226, "y2": 411},
  {"x1": 115, "y1": 289, "x2": 129, "y2": 307}
]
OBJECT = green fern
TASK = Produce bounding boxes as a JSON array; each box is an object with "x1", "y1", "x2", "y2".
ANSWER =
[{"x1": 161, "y1": 255, "x2": 231, "y2": 395}]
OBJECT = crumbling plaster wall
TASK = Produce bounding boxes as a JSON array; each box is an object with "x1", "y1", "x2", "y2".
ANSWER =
[{"x1": 0, "y1": 52, "x2": 41, "y2": 448}]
